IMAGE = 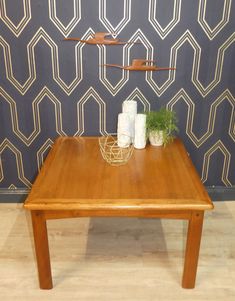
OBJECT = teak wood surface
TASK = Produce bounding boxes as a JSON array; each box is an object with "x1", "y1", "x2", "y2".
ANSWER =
[{"x1": 24, "y1": 137, "x2": 213, "y2": 290}]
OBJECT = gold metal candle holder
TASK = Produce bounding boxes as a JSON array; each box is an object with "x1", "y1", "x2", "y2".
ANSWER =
[{"x1": 99, "y1": 136, "x2": 134, "y2": 166}]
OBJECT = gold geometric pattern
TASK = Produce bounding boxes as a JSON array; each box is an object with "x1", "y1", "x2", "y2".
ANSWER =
[
  {"x1": 198, "y1": 0, "x2": 232, "y2": 40},
  {"x1": 148, "y1": 0, "x2": 182, "y2": 40},
  {"x1": 167, "y1": 89, "x2": 235, "y2": 148},
  {"x1": 0, "y1": 0, "x2": 31, "y2": 37},
  {"x1": 48, "y1": 0, "x2": 81, "y2": 37},
  {"x1": 201, "y1": 140, "x2": 232, "y2": 186},
  {"x1": 0, "y1": 139, "x2": 32, "y2": 188}
]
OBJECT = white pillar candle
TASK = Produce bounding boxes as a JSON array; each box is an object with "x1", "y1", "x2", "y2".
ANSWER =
[
  {"x1": 134, "y1": 114, "x2": 147, "y2": 149},
  {"x1": 122, "y1": 100, "x2": 137, "y2": 142},
  {"x1": 117, "y1": 113, "x2": 131, "y2": 148},
  {"x1": 122, "y1": 100, "x2": 137, "y2": 115}
]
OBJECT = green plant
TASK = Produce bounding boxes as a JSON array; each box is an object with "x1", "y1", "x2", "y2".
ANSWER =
[{"x1": 145, "y1": 108, "x2": 178, "y2": 146}]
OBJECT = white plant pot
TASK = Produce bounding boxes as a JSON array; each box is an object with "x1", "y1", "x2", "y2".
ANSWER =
[{"x1": 149, "y1": 131, "x2": 164, "y2": 146}]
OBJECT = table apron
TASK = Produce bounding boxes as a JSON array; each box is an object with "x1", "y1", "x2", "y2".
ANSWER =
[{"x1": 38, "y1": 209, "x2": 197, "y2": 220}]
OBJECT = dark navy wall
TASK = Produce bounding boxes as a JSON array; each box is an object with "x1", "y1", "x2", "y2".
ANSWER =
[{"x1": 0, "y1": 0, "x2": 235, "y2": 196}]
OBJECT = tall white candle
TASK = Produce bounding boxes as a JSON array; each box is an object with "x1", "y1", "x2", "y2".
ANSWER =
[
  {"x1": 122, "y1": 100, "x2": 137, "y2": 115},
  {"x1": 134, "y1": 114, "x2": 147, "y2": 149},
  {"x1": 122, "y1": 100, "x2": 137, "y2": 142},
  {"x1": 117, "y1": 113, "x2": 131, "y2": 148}
]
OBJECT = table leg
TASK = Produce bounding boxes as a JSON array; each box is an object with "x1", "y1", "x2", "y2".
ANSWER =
[
  {"x1": 182, "y1": 211, "x2": 204, "y2": 289},
  {"x1": 31, "y1": 211, "x2": 53, "y2": 289}
]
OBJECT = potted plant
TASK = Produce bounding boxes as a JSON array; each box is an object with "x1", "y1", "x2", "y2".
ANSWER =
[{"x1": 146, "y1": 108, "x2": 178, "y2": 146}]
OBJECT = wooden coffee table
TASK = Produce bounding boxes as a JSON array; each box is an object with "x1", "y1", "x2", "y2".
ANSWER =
[{"x1": 24, "y1": 137, "x2": 213, "y2": 289}]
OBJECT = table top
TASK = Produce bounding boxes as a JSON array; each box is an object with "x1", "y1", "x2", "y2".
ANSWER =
[{"x1": 24, "y1": 137, "x2": 213, "y2": 211}]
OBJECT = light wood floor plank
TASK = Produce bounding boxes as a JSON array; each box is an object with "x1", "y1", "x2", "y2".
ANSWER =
[{"x1": 0, "y1": 201, "x2": 234, "y2": 300}]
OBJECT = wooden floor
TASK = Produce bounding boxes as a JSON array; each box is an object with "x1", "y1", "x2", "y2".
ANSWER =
[{"x1": 0, "y1": 201, "x2": 235, "y2": 301}]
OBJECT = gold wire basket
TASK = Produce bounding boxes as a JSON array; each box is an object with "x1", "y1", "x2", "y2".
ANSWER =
[{"x1": 99, "y1": 136, "x2": 134, "y2": 166}]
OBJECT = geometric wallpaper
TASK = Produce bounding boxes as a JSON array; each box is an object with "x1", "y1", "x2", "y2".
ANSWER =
[{"x1": 0, "y1": 0, "x2": 235, "y2": 196}]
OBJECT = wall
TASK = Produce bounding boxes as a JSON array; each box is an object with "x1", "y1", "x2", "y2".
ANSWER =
[{"x1": 0, "y1": 0, "x2": 235, "y2": 197}]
